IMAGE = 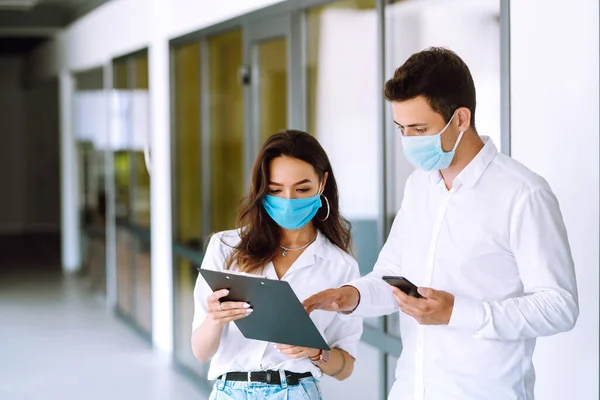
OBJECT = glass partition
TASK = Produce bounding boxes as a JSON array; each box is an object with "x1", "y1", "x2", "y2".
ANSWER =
[
  {"x1": 74, "y1": 68, "x2": 107, "y2": 293},
  {"x1": 172, "y1": 40, "x2": 208, "y2": 374},
  {"x1": 111, "y1": 52, "x2": 153, "y2": 339},
  {"x1": 131, "y1": 53, "x2": 151, "y2": 228},
  {"x1": 256, "y1": 37, "x2": 288, "y2": 143},
  {"x1": 208, "y1": 30, "x2": 245, "y2": 233},
  {"x1": 116, "y1": 227, "x2": 134, "y2": 318}
]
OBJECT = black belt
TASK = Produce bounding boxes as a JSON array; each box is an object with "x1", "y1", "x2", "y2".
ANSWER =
[{"x1": 219, "y1": 371, "x2": 313, "y2": 386}]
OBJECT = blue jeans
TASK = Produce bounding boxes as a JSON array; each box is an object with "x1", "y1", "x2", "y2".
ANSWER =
[{"x1": 209, "y1": 371, "x2": 322, "y2": 400}]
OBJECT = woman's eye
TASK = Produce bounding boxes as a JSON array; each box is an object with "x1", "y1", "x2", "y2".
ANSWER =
[
  {"x1": 269, "y1": 189, "x2": 281, "y2": 194},
  {"x1": 297, "y1": 188, "x2": 310, "y2": 193},
  {"x1": 415, "y1": 128, "x2": 427, "y2": 134}
]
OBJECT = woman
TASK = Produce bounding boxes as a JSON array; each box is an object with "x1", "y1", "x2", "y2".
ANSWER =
[{"x1": 191, "y1": 130, "x2": 362, "y2": 399}]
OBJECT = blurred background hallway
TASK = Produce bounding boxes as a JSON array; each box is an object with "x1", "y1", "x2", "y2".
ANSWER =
[{"x1": 0, "y1": 234, "x2": 206, "y2": 400}]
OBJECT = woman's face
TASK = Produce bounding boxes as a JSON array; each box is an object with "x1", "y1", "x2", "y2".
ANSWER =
[{"x1": 267, "y1": 156, "x2": 328, "y2": 199}]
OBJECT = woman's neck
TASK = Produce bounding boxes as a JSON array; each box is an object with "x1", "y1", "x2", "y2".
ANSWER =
[{"x1": 280, "y1": 223, "x2": 317, "y2": 248}]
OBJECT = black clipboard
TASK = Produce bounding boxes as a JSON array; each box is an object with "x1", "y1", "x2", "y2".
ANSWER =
[{"x1": 199, "y1": 269, "x2": 330, "y2": 351}]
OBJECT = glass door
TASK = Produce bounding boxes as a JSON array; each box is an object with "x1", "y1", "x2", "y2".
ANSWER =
[
  {"x1": 110, "y1": 51, "x2": 152, "y2": 341},
  {"x1": 244, "y1": 14, "x2": 301, "y2": 175}
]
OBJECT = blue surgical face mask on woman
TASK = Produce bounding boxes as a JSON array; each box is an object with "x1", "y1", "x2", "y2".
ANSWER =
[
  {"x1": 400, "y1": 111, "x2": 464, "y2": 171},
  {"x1": 262, "y1": 185, "x2": 324, "y2": 230}
]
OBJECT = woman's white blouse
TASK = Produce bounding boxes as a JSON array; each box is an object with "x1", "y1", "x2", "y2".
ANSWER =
[{"x1": 192, "y1": 229, "x2": 363, "y2": 381}]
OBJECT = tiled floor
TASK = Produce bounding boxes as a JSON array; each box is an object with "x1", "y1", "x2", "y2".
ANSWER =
[{"x1": 0, "y1": 234, "x2": 207, "y2": 400}]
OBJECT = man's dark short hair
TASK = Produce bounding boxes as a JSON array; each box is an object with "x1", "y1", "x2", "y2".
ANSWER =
[{"x1": 384, "y1": 47, "x2": 476, "y2": 126}]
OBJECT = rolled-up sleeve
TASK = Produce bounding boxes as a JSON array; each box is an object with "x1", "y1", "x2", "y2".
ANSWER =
[
  {"x1": 449, "y1": 185, "x2": 579, "y2": 339},
  {"x1": 192, "y1": 233, "x2": 226, "y2": 332}
]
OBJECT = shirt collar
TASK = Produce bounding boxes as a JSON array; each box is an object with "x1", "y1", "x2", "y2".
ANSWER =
[
  {"x1": 429, "y1": 136, "x2": 498, "y2": 189},
  {"x1": 312, "y1": 229, "x2": 350, "y2": 264},
  {"x1": 266, "y1": 230, "x2": 348, "y2": 279}
]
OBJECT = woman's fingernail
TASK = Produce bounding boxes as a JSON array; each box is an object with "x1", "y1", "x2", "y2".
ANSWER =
[
  {"x1": 223, "y1": 290, "x2": 229, "y2": 295},
  {"x1": 246, "y1": 309, "x2": 253, "y2": 313},
  {"x1": 243, "y1": 303, "x2": 251, "y2": 308}
]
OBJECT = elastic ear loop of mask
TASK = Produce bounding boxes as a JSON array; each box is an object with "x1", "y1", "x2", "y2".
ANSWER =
[
  {"x1": 446, "y1": 110, "x2": 464, "y2": 153},
  {"x1": 452, "y1": 130, "x2": 465, "y2": 152}
]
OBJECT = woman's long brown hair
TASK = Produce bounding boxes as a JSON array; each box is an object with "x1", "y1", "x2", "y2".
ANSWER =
[{"x1": 224, "y1": 130, "x2": 352, "y2": 274}]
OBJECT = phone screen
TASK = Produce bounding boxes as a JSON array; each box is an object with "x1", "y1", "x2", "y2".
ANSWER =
[{"x1": 382, "y1": 276, "x2": 424, "y2": 299}]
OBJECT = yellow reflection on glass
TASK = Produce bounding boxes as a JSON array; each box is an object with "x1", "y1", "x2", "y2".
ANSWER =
[
  {"x1": 174, "y1": 42, "x2": 201, "y2": 242},
  {"x1": 209, "y1": 30, "x2": 244, "y2": 233},
  {"x1": 257, "y1": 37, "x2": 288, "y2": 143}
]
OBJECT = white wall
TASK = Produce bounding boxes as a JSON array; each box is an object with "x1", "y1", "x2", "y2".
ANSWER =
[{"x1": 510, "y1": 1, "x2": 599, "y2": 399}]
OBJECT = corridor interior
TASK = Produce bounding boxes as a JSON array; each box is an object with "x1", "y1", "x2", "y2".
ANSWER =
[{"x1": 0, "y1": 234, "x2": 207, "y2": 400}]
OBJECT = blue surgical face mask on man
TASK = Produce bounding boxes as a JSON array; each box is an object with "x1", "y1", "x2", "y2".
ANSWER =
[
  {"x1": 401, "y1": 111, "x2": 464, "y2": 171},
  {"x1": 262, "y1": 185, "x2": 323, "y2": 230}
]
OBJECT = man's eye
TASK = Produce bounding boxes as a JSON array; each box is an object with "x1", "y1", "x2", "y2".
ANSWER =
[{"x1": 415, "y1": 128, "x2": 427, "y2": 134}]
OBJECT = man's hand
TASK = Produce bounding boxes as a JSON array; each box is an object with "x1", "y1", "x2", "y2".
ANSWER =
[
  {"x1": 392, "y1": 287, "x2": 454, "y2": 325},
  {"x1": 274, "y1": 344, "x2": 320, "y2": 359},
  {"x1": 302, "y1": 286, "x2": 361, "y2": 314}
]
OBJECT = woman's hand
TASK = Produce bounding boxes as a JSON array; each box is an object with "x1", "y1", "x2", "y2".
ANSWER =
[
  {"x1": 274, "y1": 344, "x2": 320, "y2": 359},
  {"x1": 206, "y1": 289, "x2": 253, "y2": 326},
  {"x1": 192, "y1": 289, "x2": 251, "y2": 363},
  {"x1": 275, "y1": 345, "x2": 355, "y2": 380}
]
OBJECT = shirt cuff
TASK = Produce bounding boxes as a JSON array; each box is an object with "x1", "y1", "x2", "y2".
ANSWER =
[
  {"x1": 329, "y1": 331, "x2": 361, "y2": 360},
  {"x1": 448, "y1": 295, "x2": 486, "y2": 333},
  {"x1": 338, "y1": 279, "x2": 371, "y2": 317}
]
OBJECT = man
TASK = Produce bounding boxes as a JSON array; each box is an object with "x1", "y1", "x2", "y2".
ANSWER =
[{"x1": 303, "y1": 48, "x2": 578, "y2": 400}]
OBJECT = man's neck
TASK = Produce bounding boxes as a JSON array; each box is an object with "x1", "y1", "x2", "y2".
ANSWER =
[{"x1": 440, "y1": 129, "x2": 484, "y2": 190}]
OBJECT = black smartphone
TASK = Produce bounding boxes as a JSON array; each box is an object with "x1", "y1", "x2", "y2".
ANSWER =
[{"x1": 382, "y1": 276, "x2": 425, "y2": 299}]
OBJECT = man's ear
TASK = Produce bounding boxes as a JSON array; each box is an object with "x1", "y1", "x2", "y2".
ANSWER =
[{"x1": 456, "y1": 107, "x2": 472, "y2": 132}]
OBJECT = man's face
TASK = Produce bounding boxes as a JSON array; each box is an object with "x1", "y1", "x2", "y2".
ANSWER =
[{"x1": 392, "y1": 96, "x2": 461, "y2": 153}]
